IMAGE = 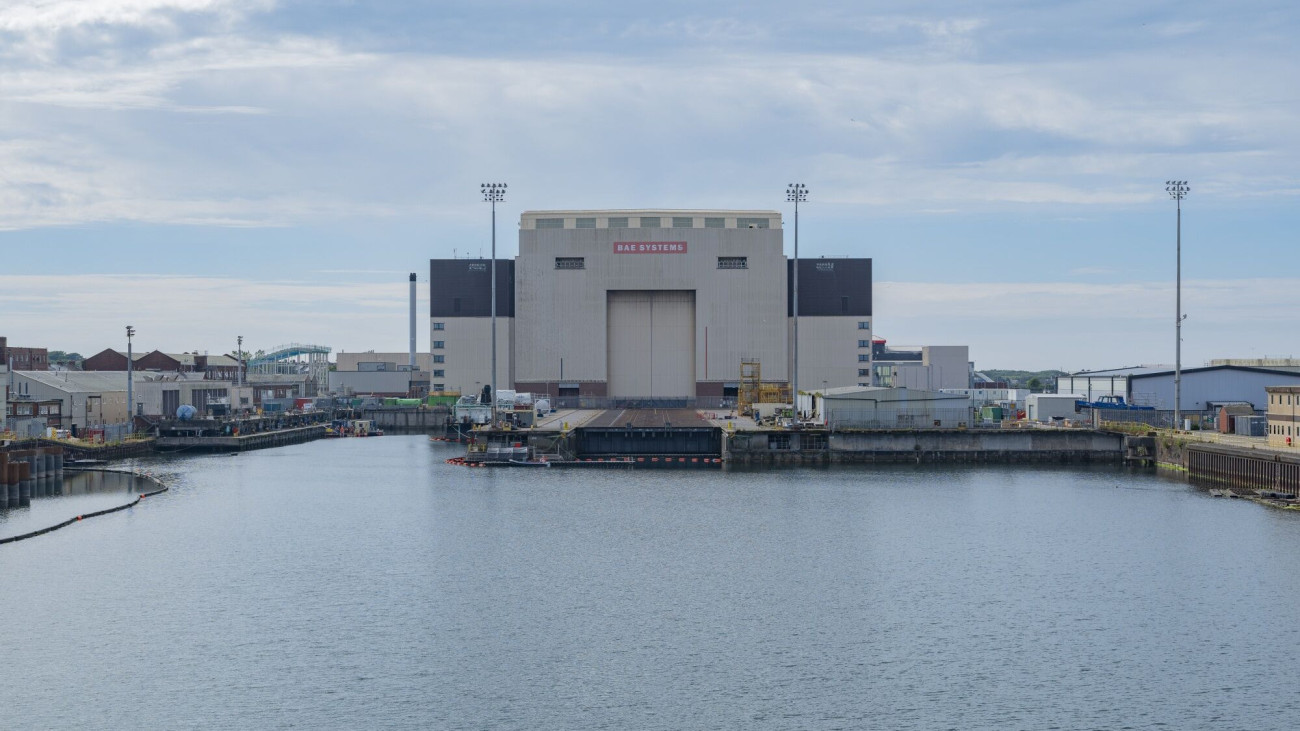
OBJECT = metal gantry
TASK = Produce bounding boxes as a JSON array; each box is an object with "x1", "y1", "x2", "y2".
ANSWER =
[
  {"x1": 786, "y1": 183, "x2": 808, "y2": 414},
  {"x1": 482, "y1": 182, "x2": 507, "y2": 425},
  {"x1": 1166, "y1": 180, "x2": 1190, "y2": 429}
]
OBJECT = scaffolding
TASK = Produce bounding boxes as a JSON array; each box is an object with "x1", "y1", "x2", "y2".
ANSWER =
[
  {"x1": 738, "y1": 358, "x2": 791, "y2": 416},
  {"x1": 739, "y1": 359, "x2": 761, "y2": 415}
]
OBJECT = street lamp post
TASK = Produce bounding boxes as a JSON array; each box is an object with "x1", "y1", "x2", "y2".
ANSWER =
[
  {"x1": 237, "y1": 335, "x2": 243, "y2": 387},
  {"x1": 482, "y1": 183, "x2": 507, "y2": 426},
  {"x1": 1166, "y1": 180, "x2": 1189, "y2": 429},
  {"x1": 786, "y1": 183, "x2": 808, "y2": 417},
  {"x1": 125, "y1": 325, "x2": 135, "y2": 427}
]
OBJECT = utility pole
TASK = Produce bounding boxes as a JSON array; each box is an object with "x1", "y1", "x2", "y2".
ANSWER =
[
  {"x1": 481, "y1": 183, "x2": 507, "y2": 425},
  {"x1": 786, "y1": 183, "x2": 808, "y2": 416},
  {"x1": 237, "y1": 335, "x2": 244, "y2": 387},
  {"x1": 125, "y1": 325, "x2": 135, "y2": 428},
  {"x1": 1166, "y1": 180, "x2": 1189, "y2": 429}
]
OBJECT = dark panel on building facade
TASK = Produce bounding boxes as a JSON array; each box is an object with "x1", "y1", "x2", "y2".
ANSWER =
[
  {"x1": 429, "y1": 259, "x2": 515, "y2": 317},
  {"x1": 787, "y1": 258, "x2": 871, "y2": 317}
]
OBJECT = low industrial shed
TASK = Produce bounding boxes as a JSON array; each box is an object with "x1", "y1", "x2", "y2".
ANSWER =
[
  {"x1": 812, "y1": 387, "x2": 972, "y2": 429},
  {"x1": 1126, "y1": 366, "x2": 1300, "y2": 412}
]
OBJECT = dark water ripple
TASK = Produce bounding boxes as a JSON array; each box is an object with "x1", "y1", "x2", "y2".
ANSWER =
[{"x1": 3, "y1": 436, "x2": 1299, "y2": 730}]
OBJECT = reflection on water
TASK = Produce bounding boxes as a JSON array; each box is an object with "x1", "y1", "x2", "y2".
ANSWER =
[
  {"x1": 4, "y1": 438, "x2": 1300, "y2": 730},
  {"x1": 0, "y1": 470, "x2": 145, "y2": 535}
]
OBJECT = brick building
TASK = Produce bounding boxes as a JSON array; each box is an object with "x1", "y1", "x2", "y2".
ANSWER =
[
  {"x1": 0, "y1": 336, "x2": 49, "y2": 371},
  {"x1": 81, "y1": 349, "x2": 240, "y2": 380}
]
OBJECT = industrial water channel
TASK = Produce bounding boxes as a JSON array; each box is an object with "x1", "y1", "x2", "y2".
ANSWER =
[{"x1": 3, "y1": 436, "x2": 1299, "y2": 730}]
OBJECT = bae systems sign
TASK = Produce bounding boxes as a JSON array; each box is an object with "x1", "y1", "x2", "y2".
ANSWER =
[{"x1": 613, "y1": 242, "x2": 688, "y2": 254}]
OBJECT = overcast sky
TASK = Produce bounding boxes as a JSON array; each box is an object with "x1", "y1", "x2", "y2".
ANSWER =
[{"x1": 1, "y1": 0, "x2": 1297, "y2": 371}]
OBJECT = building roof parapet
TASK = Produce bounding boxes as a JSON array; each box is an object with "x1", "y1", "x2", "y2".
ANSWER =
[{"x1": 520, "y1": 209, "x2": 783, "y2": 230}]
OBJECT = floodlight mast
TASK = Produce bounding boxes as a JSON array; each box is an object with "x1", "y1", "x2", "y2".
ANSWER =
[
  {"x1": 126, "y1": 325, "x2": 135, "y2": 426},
  {"x1": 786, "y1": 183, "x2": 808, "y2": 416},
  {"x1": 481, "y1": 183, "x2": 507, "y2": 426},
  {"x1": 1166, "y1": 180, "x2": 1190, "y2": 429}
]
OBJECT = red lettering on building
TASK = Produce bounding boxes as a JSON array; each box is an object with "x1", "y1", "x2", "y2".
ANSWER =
[{"x1": 613, "y1": 242, "x2": 689, "y2": 254}]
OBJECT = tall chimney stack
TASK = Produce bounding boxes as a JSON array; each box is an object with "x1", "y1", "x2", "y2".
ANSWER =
[{"x1": 409, "y1": 273, "x2": 418, "y2": 372}]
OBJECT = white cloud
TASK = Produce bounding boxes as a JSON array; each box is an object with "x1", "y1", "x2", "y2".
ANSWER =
[
  {"x1": 874, "y1": 278, "x2": 1300, "y2": 370},
  {"x1": 0, "y1": 274, "x2": 426, "y2": 355},
  {"x1": 0, "y1": 0, "x2": 269, "y2": 33}
]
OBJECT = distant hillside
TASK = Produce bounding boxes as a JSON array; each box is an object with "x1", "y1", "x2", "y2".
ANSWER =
[{"x1": 981, "y1": 369, "x2": 1068, "y2": 392}]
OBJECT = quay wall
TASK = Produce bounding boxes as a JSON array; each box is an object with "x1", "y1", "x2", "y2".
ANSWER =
[
  {"x1": 726, "y1": 429, "x2": 1124, "y2": 465},
  {"x1": 362, "y1": 407, "x2": 450, "y2": 434},
  {"x1": 1160, "y1": 440, "x2": 1300, "y2": 496},
  {"x1": 156, "y1": 424, "x2": 326, "y2": 452}
]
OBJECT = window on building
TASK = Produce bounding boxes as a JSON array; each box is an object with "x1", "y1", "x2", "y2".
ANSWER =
[
  {"x1": 433, "y1": 322, "x2": 445, "y2": 330},
  {"x1": 858, "y1": 368, "x2": 870, "y2": 376},
  {"x1": 575, "y1": 217, "x2": 596, "y2": 228},
  {"x1": 433, "y1": 355, "x2": 445, "y2": 363},
  {"x1": 672, "y1": 216, "x2": 694, "y2": 228},
  {"x1": 555, "y1": 257, "x2": 586, "y2": 270},
  {"x1": 433, "y1": 384, "x2": 445, "y2": 392},
  {"x1": 858, "y1": 321, "x2": 870, "y2": 330},
  {"x1": 858, "y1": 354, "x2": 870, "y2": 362},
  {"x1": 859, "y1": 340, "x2": 870, "y2": 348},
  {"x1": 736, "y1": 217, "x2": 770, "y2": 229},
  {"x1": 607, "y1": 217, "x2": 629, "y2": 228},
  {"x1": 704, "y1": 217, "x2": 725, "y2": 228},
  {"x1": 717, "y1": 256, "x2": 748, "y2": 269},
  {"x1": 453, "y1": 298, "x2": 461, "y2": 314},
  {"x1": 639, "y1": 217, "x2": 661, "y2": 228},
  {"x1": 536, "y1": 218, "x2": 564, "y2": 229},
  {"x1": 433, "y1": 340, "x2": 444, "y2": 349},
  {"x1": 433, "y1": 369, "x2": 445, "y2": 377}
]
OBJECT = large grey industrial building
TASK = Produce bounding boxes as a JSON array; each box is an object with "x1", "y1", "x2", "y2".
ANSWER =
[{"x1": 430, "y1": 209, "x2": 873, "y2": 403}]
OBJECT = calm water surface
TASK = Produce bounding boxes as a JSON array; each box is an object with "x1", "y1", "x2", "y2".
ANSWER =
[{"x1": 3, "y1": 436, "x2": 1299, "y2": 730}]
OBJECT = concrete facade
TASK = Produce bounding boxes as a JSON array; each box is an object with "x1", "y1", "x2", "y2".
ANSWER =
[
  {"x1": 327, "y1": 370, "x2": 415, "y2": 397},
  {"x1": 336, "y1": 352, "x2": 434, "y2": 372},
  {"x1": 428, "y1": 317, "x2": 513, "y2": 397},
  {"x1": 874, "y1": 345, "x2": 970, "y2": 390},
  {"x1": 1267, "y1": 386, "x2": 1300, "y2": 448},
  {"x1": 433, "y1": 209, "x2": 872, "y2": 403},
  {"x1": 791, "y1": 316, "x2": 869, "y2": 392}
]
